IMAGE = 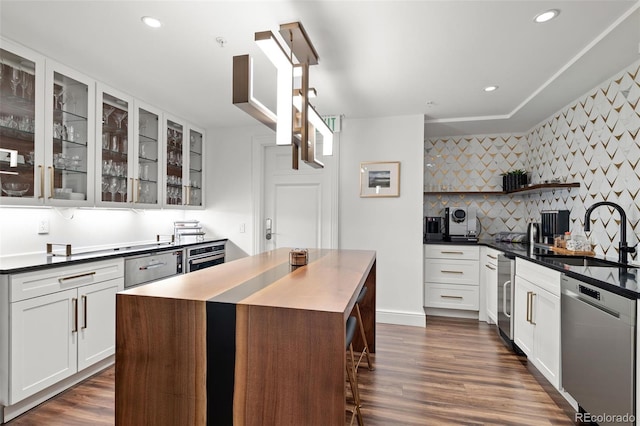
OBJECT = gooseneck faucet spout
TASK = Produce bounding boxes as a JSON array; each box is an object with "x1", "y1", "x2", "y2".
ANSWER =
[{"x1": 584, "y1": 201, "x2": 636, "y2": 264}]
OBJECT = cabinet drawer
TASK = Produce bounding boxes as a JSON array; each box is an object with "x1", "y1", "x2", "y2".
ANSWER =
[
  {"x1": 425, "y1": 283, "x2": 479, "y2": 310},
  {"x1": 485, "y1": 248, "x2": 501, "y2": 266},
  {"x1": 424, "y1": 259, "x2": 479, "y2": 285},
  {"x1": 515, "y1": 258, "x2": 560, "y2": 297},
  {"x1": 425, "y1": 244, "x2": 479, "y2": 260},
  {"x1": 10, "y1": 259, "x2": 124, "y2": 302}
]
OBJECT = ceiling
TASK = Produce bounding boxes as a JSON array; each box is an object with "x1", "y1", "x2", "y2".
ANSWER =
[{"x1": 1, "y1": 1, "x2": 639, "y2": 138}]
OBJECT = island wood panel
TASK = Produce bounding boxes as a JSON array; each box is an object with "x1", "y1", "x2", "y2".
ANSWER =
[
  {"x1": 233, "y1": 305, "x2": 345, "y2": 425},
  {"x1": 115, "y1": 295, "x2": 207, "y2": 425},
  {"x1": 115, "y1": 248, "x2": 376, "y2": 425}
]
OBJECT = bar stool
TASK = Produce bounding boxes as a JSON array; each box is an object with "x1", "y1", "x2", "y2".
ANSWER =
[
  {"x1": 346, "y1": 316, "x2": 364, "y2": 426},
  {"x1": 355, "y1": 286, "x2": 374, "y2": 371}
]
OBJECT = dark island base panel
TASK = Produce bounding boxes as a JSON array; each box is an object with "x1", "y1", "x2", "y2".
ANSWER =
[
  {"x1": 206, "y1": 250, "x2": 327, "y2": 424},
  {"x1": 207, "y1": 302, "x2": 236, "y2": 426}
]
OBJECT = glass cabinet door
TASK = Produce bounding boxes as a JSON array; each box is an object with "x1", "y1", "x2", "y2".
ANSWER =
[
  {"x1": 97, "y1": 85, "x2": 132, "y2": 206},
  {"x1": 133, "y1": 103, "x2": 161, "y2": 206},
  {"x1": 45, "y1": 62, "x2": 94, "y2": 204},
  {"x1": 186, "y1": 127, "x2": 204, "y2": 208},
  {"x1": 164, "y1": 118, "x2": 184, "y2": 206},
  {"x1": 0, "y1": 44, "x2": 42, "y2": 204}
]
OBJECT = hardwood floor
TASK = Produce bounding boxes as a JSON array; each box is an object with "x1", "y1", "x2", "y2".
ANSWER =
[{"x1": 7, "y1": 317, "x2": 574, "y2": 425}]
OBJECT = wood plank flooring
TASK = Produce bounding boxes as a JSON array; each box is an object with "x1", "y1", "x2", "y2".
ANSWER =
[{"x1": 6, "y1": 316, "x2": 574, "y2": 425}]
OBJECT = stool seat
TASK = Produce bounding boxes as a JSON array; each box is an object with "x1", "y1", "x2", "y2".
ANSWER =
[
  {"x1": 346, "y1": 316, "x2": 357, "y2": 349},
  {"x1": 357, "y1": 286, "x2": 367, "y2": 304}
]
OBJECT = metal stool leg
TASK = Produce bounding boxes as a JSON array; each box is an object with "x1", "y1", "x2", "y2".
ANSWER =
[{"x1": 345, "y1": 316, "x2": 364, "y2": 426}]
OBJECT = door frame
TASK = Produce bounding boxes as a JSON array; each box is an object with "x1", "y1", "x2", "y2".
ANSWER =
[{"x1": 251, "y1": 134, "x2": 340, "y2": 254}]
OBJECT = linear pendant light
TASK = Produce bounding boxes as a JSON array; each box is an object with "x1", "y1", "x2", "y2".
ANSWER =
[{"x1": 232, "y1": 21, "x2": 333, "y2": 169}]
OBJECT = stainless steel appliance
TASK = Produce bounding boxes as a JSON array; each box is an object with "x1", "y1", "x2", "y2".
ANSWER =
[
  {"x1": 526, "y1": 221, "x2": 540, "y2": 245},
  {"x1": 541, "y1": 210, "x2": 569, "y2": 244},
  {"x1": 124, "y1": 249, "x2": 184, "y2": 288},
  {"x1": 444, "y1": 207, "x2": 478, "y2": 242},
  {"x1": 561, "y1": 274, "x2": 636, "y2": 425},
  {"x1": 496, "y1": 253, "x2": 515, "y2": 347},
  {"x1": 186, "y1": 241, "x2": 226, "y2": 272},
  {"x1": 424, "y1": 216, "x2": 443, "y2": 242}
]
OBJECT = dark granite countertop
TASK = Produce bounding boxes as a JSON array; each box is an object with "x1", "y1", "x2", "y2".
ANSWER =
[
  {"x1": 0, "y1": 238, "x2": 228, "y2": 274},
  {"x1": 425, "y1": 240, "x2": 640, "y2": 300}
]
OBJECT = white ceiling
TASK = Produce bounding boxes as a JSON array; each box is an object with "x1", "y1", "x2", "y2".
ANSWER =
[{"x1": 1, "y1": 0, "x2": 639, "y2": 138}]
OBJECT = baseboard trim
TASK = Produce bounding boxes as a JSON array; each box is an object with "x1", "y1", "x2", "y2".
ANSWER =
[
  {"x1": 425, "y1": 307, "x2": 480, "y2": 320},
  {"x1": 376, "y1": 309, "x2": 426, "y2": 327}
]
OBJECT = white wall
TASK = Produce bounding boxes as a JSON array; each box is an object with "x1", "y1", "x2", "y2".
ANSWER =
[
  {"x1": 339, "y1": 115, "x2": 425, "y2": 327},
  {"x1": 190, "y1": 124, "x2": 269, "y2": 261}
]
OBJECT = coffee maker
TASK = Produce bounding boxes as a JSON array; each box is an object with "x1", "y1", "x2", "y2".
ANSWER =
[
  {"x1": 424, "y1": 216, "x2": 443, "y2": 242},
  {"x1": 443, "y1": 207, "x2": 478, "y2": 242}
]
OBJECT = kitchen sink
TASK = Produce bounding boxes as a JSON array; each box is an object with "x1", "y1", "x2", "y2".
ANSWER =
[{"x1": 537, "y1": 254, "x2": 634, "y2": 268}]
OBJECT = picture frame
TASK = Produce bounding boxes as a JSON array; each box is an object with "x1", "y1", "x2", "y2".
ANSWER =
[{"x1": 360, "y1": 161, "x2": 400, "y2": 197}]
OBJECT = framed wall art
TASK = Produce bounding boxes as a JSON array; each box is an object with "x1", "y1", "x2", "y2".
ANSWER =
[{"x1": 360, "y1": 161, "x2": 400, "y2": 197}]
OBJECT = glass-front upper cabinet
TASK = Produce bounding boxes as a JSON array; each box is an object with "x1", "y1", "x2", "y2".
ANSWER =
[
  {"x1": 185, "y1": 126, "x2": 204, "y2": 208},
  {"x1": 44, "y1": 61, "x2": 95, "y2": 205},
  {"x1": 96, "y1": 84, "x2": 133, "y2": 207},
  {"x1": 0, "y1": 40, "x2": 44, "y2": 205},
  {"x1": 133, "y1": 102, "x2": 161, "y2": 207},
  {"x1": 164, "y1": 116, "x2": 185, "y2": 207}
]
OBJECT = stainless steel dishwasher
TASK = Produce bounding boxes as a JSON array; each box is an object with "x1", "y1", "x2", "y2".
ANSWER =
[{"x1": 561, "y1": 274, "x2": 636, "y2": 425}]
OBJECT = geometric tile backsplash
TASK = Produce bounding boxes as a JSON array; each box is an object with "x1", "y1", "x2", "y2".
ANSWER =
[{"x1": 425, "y1": 59, "x2": 640, "y2": 261}]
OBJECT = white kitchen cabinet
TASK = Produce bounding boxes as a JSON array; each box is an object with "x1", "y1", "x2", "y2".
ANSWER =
[
  {"x1": 424, "y1": 245, "x2": 480, "y2": 312},
  {"x1": 513, "y1": 258, "x2": 561, "y2": 389},
  {"x1": 484, "y1": 248, "x2": 499, "y2": 324},
  {"x1": 163, "y1": 115, "x2": 205, "y2": 209},
  {"x1": 132, "y1": 101, "x2": 162, "y2": 207},
  {"x1": 95, "y1": 84, "x2": 134, "y2": 207},
  {"x1": 5, "y1": 259, "x2": 123, "y2": 405}
]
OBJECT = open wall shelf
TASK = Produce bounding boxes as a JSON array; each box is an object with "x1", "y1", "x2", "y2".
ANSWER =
[{"x1": 423, "y1": 182, "x2": 580, "y2": 196}]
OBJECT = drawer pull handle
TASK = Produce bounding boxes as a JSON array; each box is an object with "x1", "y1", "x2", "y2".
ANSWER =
[
  {"x1": 441, "y1": 251, "x2": 464, "y2": 255},
  {"x1": 72, "y1": 297, "x2": 78, "y2": 333},
  {"x1": 59, "y1": 271, "x2": 96, "y2": 282},
  {"x1": 485, "y1": 265, "x2": 496, "y2": 271},
  {"x1": 441, "y1": 295, "x2": 464, "y2": 299},
  {"x1": 487, "y1": 254, "x2": 498, "y2": 259},
  {"x1": 81, "y1": 295, "x2": 88, "y2": 330},
  {"x1": 441, "y1": 270, "x2": 463, "y2": 274}
]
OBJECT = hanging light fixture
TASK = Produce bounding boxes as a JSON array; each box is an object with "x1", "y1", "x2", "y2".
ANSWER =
[{"x1": 232, "y1": 21, "x2": 333, "y2": 169}]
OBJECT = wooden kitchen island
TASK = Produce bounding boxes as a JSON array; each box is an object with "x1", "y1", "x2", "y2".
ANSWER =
[{"x1": 115, "y1": 248, "x2": 376, "y2": 425}]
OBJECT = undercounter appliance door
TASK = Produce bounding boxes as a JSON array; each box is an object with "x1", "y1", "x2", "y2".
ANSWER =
[
  {"x1": 561, "y1": 275, "x2": 635, "y2": 425},
  {"x1": 124, "y1": 249, "x2": 183, "y2": 288},
  {"x1": 496, "y1": 254, "x2": 515, "y2": 343}
]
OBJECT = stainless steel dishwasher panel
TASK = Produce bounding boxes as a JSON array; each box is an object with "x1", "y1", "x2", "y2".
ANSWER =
[
  {"x1": 124, "y1": 249, "x2": 183, "y2": 288},
  {"x1": 561, "y1": 275, "x2": 636, "y2": 425}
]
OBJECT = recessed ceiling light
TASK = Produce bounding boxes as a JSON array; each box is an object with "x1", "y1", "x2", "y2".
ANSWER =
[
  {"x1": 534, "y1": 9, "x2": 560, "y2": 23},
  {"x1": 484, "y1": 85, "x2": 499, "y2": 92},
  {"x1": 141, "y1": 16, "x2": 162, "y2": 28}
]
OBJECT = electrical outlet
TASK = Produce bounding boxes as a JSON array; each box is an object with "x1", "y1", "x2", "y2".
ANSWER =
[
  {"x1": 37, "y1": 219, "x2": 49, "y2": 234},
  {"x1": 239, "y1": 223, "x2": 246, "y2": 233}
]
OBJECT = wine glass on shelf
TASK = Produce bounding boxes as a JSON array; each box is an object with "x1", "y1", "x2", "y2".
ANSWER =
[
  {"x1": 113, "y1": 111, "x2": 127, "y2": 129},
  {"x1": 117, "y1": 180, "x2": 127, "y2": 202},
  {"x1": 53, "y1": 88, "x2": 66, "y2": 110},
  {"x1": 109, "y1": 177, "x2": 118, "y2": 202},
  {"x1": 103, "y1": 106, "x2": 115, "y2": 127},
  {"x1": 101, "y1": 178, "x2": 109, "y2": 200},
  {"x1": 10, "y1": 67, "x2": 21, "y2": 96},
  {"x1": 20, "y1": 71, "x2": 30, "y2": 98}
]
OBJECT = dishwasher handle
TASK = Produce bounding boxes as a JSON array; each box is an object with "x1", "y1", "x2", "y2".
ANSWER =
[{"x1": 503, "y1": 280, "x2": 511, "y2": 318}]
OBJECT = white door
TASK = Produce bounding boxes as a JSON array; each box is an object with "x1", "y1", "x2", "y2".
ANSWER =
[
  {"x1": 513, "y1": 276, "x2": 535, "y2": 357},
  {"x1": 532, "y1": 287, "x2": 560, "y2": 388},
  {"x1": 10, "y1": 288, "x2": 78, "y2": 403},
  {"x1": 259, "y1": 142, "x2": 336, "y2": 253},
  {"x1": 77, "y1": 279, "x2": 120, "y2": 371}
]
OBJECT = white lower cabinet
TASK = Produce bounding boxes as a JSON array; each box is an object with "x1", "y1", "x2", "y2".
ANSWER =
[
  {"x1": 484, "y1": 248, "x2": 499, "y2": 324},
  {"x1": 424, "y1": 245, "x2": 480, "y2": 313},
  {"x1": 4, "y1": 259, "x2": 123, "y2": 406},
  {"x1": 513, "y1": 258, "x2": 561, "y2": 389}
]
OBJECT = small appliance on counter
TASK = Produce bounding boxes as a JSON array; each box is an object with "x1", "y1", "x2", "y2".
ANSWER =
[
  {"x1": 541, "y1": 210, "x2": 570, "y2": 244},
  {"x1": 526, "y1": 221, "x2": 541, "y2": 245},
  {"x1": 443, "y1": 207, "x2": 479, "y2": 242},
  {"x1": 424, "y1": 216, "x2": 443, "y2": 242}
]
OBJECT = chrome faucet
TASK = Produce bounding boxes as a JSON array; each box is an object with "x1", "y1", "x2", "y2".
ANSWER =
[{"x1": 584, "y1": 201, "x2": 636, "y2": 264}]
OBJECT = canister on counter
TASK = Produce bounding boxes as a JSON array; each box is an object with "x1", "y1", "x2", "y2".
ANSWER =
[{"x1": 289, "y1": 249, "x2": 308, "y2": 266}]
